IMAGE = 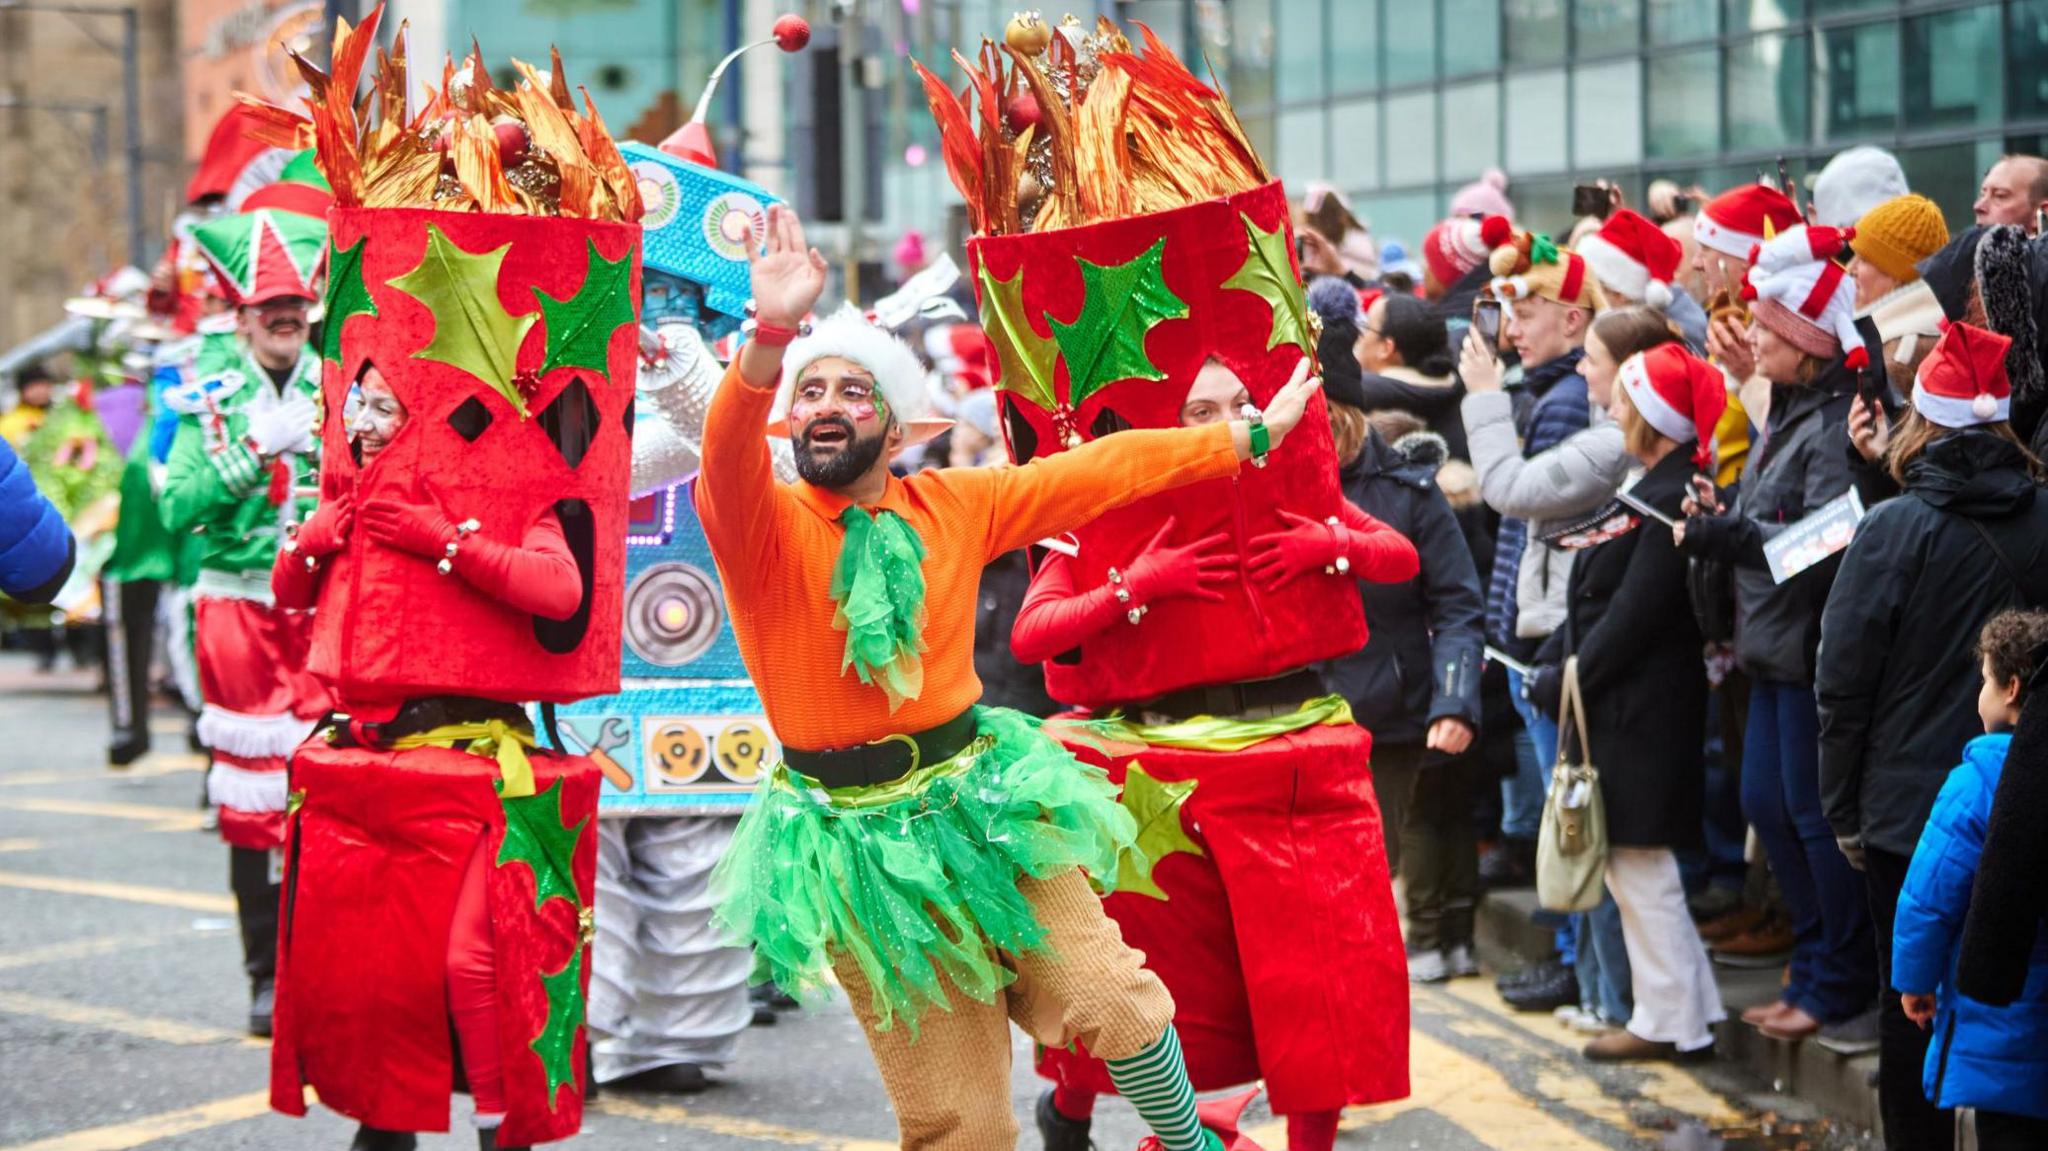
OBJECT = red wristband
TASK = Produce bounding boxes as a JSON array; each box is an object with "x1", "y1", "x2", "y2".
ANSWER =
[{"x1": 751, "y1": 320, "x2": 800, "y2": 348}]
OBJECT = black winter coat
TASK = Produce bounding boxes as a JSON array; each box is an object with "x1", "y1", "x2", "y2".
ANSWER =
[
  {"x1": 974, "y1": 550, "x2": 1059, "y2": 717},
  {"x1": 1816, "y1": 432, "x2": 2048, "y2": 856},
  {"x1": 1537, "y1": 452, "x2": 1708, "y2": 849},
  {"x1": 1323, "y1": 429, "x2": 1486, "y2": 751},
  {"x1": 1679, "y1": 363, "x2": 1857, "y2": 685}
]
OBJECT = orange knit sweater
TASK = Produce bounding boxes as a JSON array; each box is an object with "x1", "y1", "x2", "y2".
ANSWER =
[{"x1": 694, "y1": 359, "x2": 1242, "y2": 750}]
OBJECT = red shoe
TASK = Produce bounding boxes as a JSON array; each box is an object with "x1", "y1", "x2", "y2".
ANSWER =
[{"x1": 1134, "y1": 1088, "x2": 1267, "y2": 1151}]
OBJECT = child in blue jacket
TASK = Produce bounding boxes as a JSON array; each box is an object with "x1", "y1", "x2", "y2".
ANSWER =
[
  {"x1": 0, "y1": 437, "x2": 75, "y2": 604},
  {"x1": 1893, "y1": 608, "x2": 2048, "y2": 1149}
]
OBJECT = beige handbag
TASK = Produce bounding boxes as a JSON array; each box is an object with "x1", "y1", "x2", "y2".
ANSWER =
[{"x1": 1536, "y1": 657, "x2": 1608, "y2": 912}]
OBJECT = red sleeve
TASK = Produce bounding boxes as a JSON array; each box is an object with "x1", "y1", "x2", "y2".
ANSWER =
[
  {"x1": 269, "y1": 546, "x2": 324, "y2": 611},
  {"x1": 449, "y1": 511, "x2": 582, "y2": 620},
  {"x1": 1010, "y1": 551, "x2": 1129, "y2": 665},
  {"x1": 1335, "y1": 500, "x2": 1422, "y2": 583}
]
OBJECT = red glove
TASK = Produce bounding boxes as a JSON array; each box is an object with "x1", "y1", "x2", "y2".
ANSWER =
[
  {"x1": 293, "y1": 492, "x2": 354, "y2": 559},
  {"x1": 1247, "y1": 510, "x2": 1345, "y2": 589},
  {"x1": 360, "y1": 498, "x2": 456, "y2": 560},
  {"x1": 1122, "y1": 518, "x2": 1235, "y2": 605}
]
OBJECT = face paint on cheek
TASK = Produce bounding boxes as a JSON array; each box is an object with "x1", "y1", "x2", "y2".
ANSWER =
[{"x1": 847, "y1": 401, "x2": 879, "y2": 423}]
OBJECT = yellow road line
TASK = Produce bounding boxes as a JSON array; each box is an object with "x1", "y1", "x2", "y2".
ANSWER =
[
  {"x1": 0, "y1": 838, "x2": 42, "y2": 853},
  {"x1": 1405, "y1": 1030, "x2": 1610, "y2": 1150},
  {"x1": 0, "y1": 990, "x2": 250, "y2": 1047},
  {"x1": 592, "y1": 1095, "x2": 899, "y2": 1150},
  {"x1": 0, "y1": 870, "x2": 233, "y2": 913},
  {"x1": 1433, "y1": 977, "x2": 1745, "y2": 1124},
  {"x1": 0, "y1": 756, "x2": 206, "y2": 788},
  {"x1": 0, "y1": 933, "x2": 174, "y2": 972},
  {"x1": 6, "y1": 797, "x2": 204, "y2": 828},
  {"x1": 0, "y1": 1091, "x2": 271, "y2": 1151}
]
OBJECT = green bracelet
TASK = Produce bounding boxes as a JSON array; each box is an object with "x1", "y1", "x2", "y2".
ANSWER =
[{"x1": 1248, "y1": 421, "x2": 1271, "y2": 467}]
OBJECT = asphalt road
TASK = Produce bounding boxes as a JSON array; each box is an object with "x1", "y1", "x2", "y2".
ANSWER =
[{"x1": 0, "y1": 652, "x2": 1860, "y2": 1151}]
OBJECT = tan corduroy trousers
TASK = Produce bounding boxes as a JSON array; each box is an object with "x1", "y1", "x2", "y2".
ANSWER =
[{"x1": 830, "y1": 867, "x2": 1175, "y2": 1151}]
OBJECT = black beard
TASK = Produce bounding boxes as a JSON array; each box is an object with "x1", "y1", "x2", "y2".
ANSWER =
[{"x1": 793, "y1": 419, "x2": 889, "y2": 488}]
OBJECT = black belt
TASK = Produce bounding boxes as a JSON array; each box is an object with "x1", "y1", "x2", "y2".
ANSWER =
[
  {"x1": 781, "y1": 709, "x2": 980, "y2": 790},
  {"x1": 1138, "y1": 669, "x2": 1328, "y2": 725}
]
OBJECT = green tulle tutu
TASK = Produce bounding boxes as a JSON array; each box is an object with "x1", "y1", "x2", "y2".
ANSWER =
[{"x1": 710, "y1": 705, "x2": 1137, "y2": 1033}]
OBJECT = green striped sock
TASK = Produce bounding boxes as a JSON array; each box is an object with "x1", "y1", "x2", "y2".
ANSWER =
[{"x1": 1104, "y1": 1027, "x2": 1212, "y2": 1151}]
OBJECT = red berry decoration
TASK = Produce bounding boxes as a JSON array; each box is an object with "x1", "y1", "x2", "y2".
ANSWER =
[
  {"x1": 1005, "y1": 90, "x2": 1042, "y2": 133},
  {"x1": 773, "y1": 14, "x2": 810, "y2": 52},
  {"x1": 490, "y1": 116, "x2": 528, "y2": 168}
]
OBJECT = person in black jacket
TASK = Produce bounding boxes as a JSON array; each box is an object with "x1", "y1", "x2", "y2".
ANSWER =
[
  {"x1": 1531, "y1": 344, "x2": 1728, "y2": 1062},
  {"x1": 1678, "y1": 227, "x2": 1878, "y2": 1046},
  {"x1": 1816, "y1": 321, "x2": 2048, "y2": 1151},
  {"x1": 1322, "y1": 399, "x2": 1486, "y2": 984},
  {"x1": 1355, "y1": 294, "x2": 1469, "y2": 461}
]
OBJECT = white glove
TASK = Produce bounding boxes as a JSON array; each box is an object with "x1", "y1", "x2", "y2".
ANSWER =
[{"x1": 246, "y1": 393, "x2": 318, "y2": 457}]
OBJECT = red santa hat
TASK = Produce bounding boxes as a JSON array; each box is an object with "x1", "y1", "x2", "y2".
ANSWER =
[
  {"x1": 183, "y1": 105, "x2": 294, "y2": 209},
  {"x1": 1744, "y1": 224, "x2": 1867, "y2": 369},
  {"x1": 1694, "y1": 182, "x2": 1804, "y2": 261},
  {"x1": 1576, "y1": 209, "x2": 1683, "y2": 310},
  {"x1": 1617, "y1": 343, "x2": 1729, "y2": 471},
  {"x1": 1913, "y1": 321, "x2": 2013, "y2": 428},
  {"x1": 1422, "y1": 216, "x2": 1491, "y2": 289}
]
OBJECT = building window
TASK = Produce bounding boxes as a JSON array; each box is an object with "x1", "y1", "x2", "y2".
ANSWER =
[
  {"x1": 1899, "y1": 140, "x2": 2002, "y2": 233},
  {"x1": 1725, "y1": 0, "x2": 1805, "y2": 35},
  {"x1": 1228, "y1": 0, "x2": 1277, "y2": 111},
  {"x1": 1575, "y1": 0, "x2": 1641, "y2": 58},
  {"x1": 2012, "y1": 1, "x2": 2048, "y2": 121},
  {"x1": 1649, "y1": 0, "x2": 1717, "y2": 45},
  {"x1": 1387, "y1": 90, "x2": 1441, "y2": 185},
  {"x1": 1726, "y1": 32, "x2": 1809, "y2": 151},
  {"x1": 1573, "y1": 59, "x2": 1643, "y2": 168},
  {"x1": 1504, "y1": 0, "x2": 1568, "y2": 65},
  {"x1": 1357, "y1": 191, "x2": 1445, "y2": 250},
  {"x1": 1385, "y1": 0, "x2": 1440, "y2": 87},
  {"x1": 1815, "y1": 20, "x2": 1899, "y2": 141},
  {"x1": 1904, "y1": 5, "x2": 2001, "y2": 133},
  {"x1": 1278, "y1": 106, "x2": 1329, "y2": 190},
  {"x1": 1506, "y1": 68, "x2": 1568, "y2": 173},
  {"x1": 1331, "y1": 97, "x2": 1383, "y2": 190},
  {"x1": 1442, "y1": 80, "x2": 1502, "y2": 179},
  {"x1": 1648, "y1": 48, "x2": 1720, "y2": 158},
  {"x1": 1442, "y1": 0, "x2": 1502, "y2": 77},
  {"x1": 1276, "y1": 0, "x2": 1328, "y2": 103},
  {"x1": 1331, "y1": 0, "x2": 1383, "y2": 94}
]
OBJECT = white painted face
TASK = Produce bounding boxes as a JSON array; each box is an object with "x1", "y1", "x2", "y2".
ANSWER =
[{"x1": 1179, "y1": 360, "x2": 1251, "y2": 427}]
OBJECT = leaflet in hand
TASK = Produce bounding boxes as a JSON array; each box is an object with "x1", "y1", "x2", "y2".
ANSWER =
[{"x1": 1762, "y1": 489, "x2": 1864, "y2": 584}]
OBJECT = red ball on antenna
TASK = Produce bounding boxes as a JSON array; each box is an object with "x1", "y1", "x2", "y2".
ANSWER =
[{"x1": 773, "y1": 15, "x2": 811, "y2": 52}]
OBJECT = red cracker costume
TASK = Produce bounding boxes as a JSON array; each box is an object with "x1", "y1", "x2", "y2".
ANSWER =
[
  {"x1": 241, "y1": 10, "x2": 643, "y2": 1148},
  {"x1": 916, "y1": 16, "x2": 1413, "y2": 1150}
]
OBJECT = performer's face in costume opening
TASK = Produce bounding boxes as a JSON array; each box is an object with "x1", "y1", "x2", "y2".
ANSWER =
[
  {"x1": 353, "y1": 366, "x2": 408, "y2": 468},
  {"x1": 789, "y1": 355, "x2": 900, "y2": 489},
  {"x1": 240, "y1": 297, "x2": 312, "y2": 372},
  {"x1": 1179, "y1": 359, "x2": 1252, "y2": 428}
]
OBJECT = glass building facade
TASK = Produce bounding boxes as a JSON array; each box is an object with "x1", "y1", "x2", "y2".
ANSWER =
[{"x1": 866, "y1": 0, "x2": 2048, "y2": 251}]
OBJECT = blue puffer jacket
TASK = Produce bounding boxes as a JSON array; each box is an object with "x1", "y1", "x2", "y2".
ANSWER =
[
  {"x1": 1892, "y1": 732, "x2": 2048, "y2": 1118},
  {"x1": 0, "y1": 437, "x2": 75, "y2": 604}
]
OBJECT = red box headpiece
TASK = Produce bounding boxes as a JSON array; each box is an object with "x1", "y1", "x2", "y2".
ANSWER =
[{"x1": 926, "y1": 23, "x2": 1363, "y2": 707}]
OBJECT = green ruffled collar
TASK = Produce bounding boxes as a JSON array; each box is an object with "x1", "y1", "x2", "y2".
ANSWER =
[{"x1": 830, "y1": 506, "x2": 929, "y2": 712}]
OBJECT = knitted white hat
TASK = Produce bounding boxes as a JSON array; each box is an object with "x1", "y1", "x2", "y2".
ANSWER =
[{"x1": 1812, "y1": 146, "x2": 1909, "y2": 230}]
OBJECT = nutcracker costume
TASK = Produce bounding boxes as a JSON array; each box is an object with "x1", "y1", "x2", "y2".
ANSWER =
[
  {"x1": 913, "y1": 16, "x2": 1414, "y2": 1150},
  {"x1": 697, "y1": 180, "x2": 1314, "y2": 1143},
  {"x1": 240, "y1": 10, "x2": 642, "y2": 1148},
  {"x1": 159, "y1": 162, "x2": 330, "y2": 1036}
]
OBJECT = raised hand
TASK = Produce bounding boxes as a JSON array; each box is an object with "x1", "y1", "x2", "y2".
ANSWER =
[
  {"x1": 747, "y1": 204, "x2": 828, "y2": 329},
  {"x1": 1260, "y1": 357, "x2": 1324, "y2": 452},
  {"x1": 1246, "y1": 508, "x2": 1342, "y2": 589},
  {"x1": 1124, "y1": 517, "x2": 1235, "y2": 605}
]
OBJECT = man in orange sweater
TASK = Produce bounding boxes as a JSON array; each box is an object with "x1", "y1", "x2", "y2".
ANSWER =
[{"x1": 700, "y1": 206, "x2": 1318, "y2": 1151}]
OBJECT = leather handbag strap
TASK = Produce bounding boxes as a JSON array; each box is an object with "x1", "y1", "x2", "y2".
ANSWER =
[{"x1": 1558, "y1": 656, "x2": 1592, "y2": 772}]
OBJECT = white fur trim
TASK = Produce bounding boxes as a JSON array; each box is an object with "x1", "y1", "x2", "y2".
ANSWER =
[
  {"x1": 1618, "y1": 353, "x2": 1697, "y2": 444},
  {"x1": 198, "y1": 704, "x2": 316, "y2": 759},
  {"x1": 1576, "y1": 234, "x2": 1649, "y2": 301},
  {"x1": 207, "y1": 759, "x2": 290, "y2": 812},
  {"x1": 1912, "y1": 379, "x2": 2010, "y2": 428},
  {"x1": 1693, "y1": 212, "x2": 1764, "y2": 260},
  {"x1": 773, "y1": 304, "x2": 932, "y2": 426}
]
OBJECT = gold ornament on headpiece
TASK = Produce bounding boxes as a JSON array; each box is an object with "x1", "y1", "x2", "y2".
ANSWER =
[
  {"x1": 913, "y1": 16, "x2": 1268, "y2": 236},
  {"x1": 230, "y1": 1, "x2": 641, "y2": 221}
]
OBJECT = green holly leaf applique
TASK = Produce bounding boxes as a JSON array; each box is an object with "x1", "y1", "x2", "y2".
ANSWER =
[
  {"x1": 1221, "y1": 212, "x2": 1312, "y2": 354},
  {"x1": 496, "y1": 777, "x2": 588, "y2": 914},
  {"x1": 322, "y1": 236, "x2": 378, "y2": 365},
  {"x1": 1113, "y1": 762, "x2": 1204, "y2": 902},
  {"x1": 529, "y1": 947, "x2": 584, "y2": 1108},
  {"x1": 1048, "y1": 238, "x2": 1188, "y2": 408},
  {"x1": 535, "y1": 237, "x2": 637, "y2": 378},
  {"x1": 388, "y1": 224, "x2": 540, "y2": 416},
  {"x1": 977, "y1": 263, "x2": 1061, "y2": 414}
]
